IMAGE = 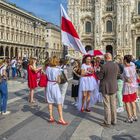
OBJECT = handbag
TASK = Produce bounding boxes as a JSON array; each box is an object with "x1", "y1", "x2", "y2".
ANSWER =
[
  {"x1": 38, "y1": 73, "x2": 48, "y2": 87},
  {"x1": 60, "y1": 71, "x2": 67, "y2": 84},
  {"x1": 60, "y1": 65, "x2": 68, "y2": 84}
]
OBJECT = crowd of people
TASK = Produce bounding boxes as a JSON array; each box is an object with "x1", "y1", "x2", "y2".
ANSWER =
[
  {"x1": 0, "y1": 56, "x2": 29, "y2": 115},
  {"x1": 0, "y1": 57, "x2": 29, "y2": 80},
  {"x1": 0, "y1": 53, "x2": 140, "y2": 127},
  {"x1": 71, "y1": 53, "x2": 139, "y2": 126}
]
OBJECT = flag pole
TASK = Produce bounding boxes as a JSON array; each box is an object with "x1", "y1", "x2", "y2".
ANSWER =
[{"x1": 60, "y1": 4, "x2": 63, "y2": 59}]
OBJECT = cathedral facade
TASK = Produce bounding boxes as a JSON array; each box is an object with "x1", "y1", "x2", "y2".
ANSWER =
[{"x1": 68, "y1": 0, "x2": 140, "y2": 58}]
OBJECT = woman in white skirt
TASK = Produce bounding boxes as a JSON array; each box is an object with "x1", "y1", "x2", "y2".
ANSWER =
[
  {"x1": 77, "y1": 55, "x2": 99, "y2": 112},
  {"x1": 46, "y1": 56, "x2": 68, "y2": 125}
]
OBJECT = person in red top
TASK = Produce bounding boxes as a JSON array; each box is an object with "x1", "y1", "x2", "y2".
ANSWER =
[{"x1": 28, "y1": 57, "x2": 42, "y2": 103}]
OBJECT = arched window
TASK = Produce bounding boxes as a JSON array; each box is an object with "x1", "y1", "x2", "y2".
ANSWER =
[
  {"x1": 106, "y1": 0, "x2": 114, "y2": 11},
  {"x1": 138, "y1": 2, "x2": 140, "y2": 14},
  {"x1": 0, "y1": 46, "x2": 4, "y2": 57},
  {"x1": 106, "y1": 45, "x2": 113, "y2": 55},
  {"x1": 106, "y1": 20, "x2": 113, "y2": 32},
  {"x1": 85, "y1": 45, "x2": 92, "y2": 52},
  {"x1": 85, "y1": 21, "x2": 91, "y2": 33}
]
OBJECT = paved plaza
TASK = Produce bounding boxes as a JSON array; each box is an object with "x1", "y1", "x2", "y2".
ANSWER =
[{"x1": 0, "y1": 78, "x2": 140, "y2": 140}]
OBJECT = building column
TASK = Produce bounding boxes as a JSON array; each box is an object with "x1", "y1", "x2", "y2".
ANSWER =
[
  {"x1": 27, "y1": 48, "x2": 29, "y2": 58},
  {"x1": 31, "y1": 49, "x2": 34, "y2": 57},
  {"x1": 24, "y1": 48, "x2": 29, "y2": 58},
  {"x1": 8, "y1": 47, "x2": 11, "y2": 58},
  {"x1": 134, "y1": 37, "x2": 137, "y2": 58},
  {"x1": 29, "y1": 49, "x2": 32, "y2": 58},
  {"x1": 13, "y1": 47, "x2": 16, "y2": 57},
  {"x1": 37, "y1": 49, "x2": 40, "y2": 58},
  {"x1": 3, "y1": 45, "x2": 6, "y2": 59},
  {"x1": 34, "y1": 49, "x2": 36, "y2": 57},
  {"x1": 18, "y1": 48, "x2": 22, "y2": 58}
]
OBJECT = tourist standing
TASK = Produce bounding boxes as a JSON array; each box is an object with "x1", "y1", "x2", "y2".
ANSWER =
[
  {"x1": 0, "y1": 60, "x2": 10, "y2": 115},
  {"x1": 6, "y1": 58, "x2": 11, "y2": 79},
  {"x1": 27, "y1": 57, "x2": 42, "y2": 103},
  {"x1": 46, "y1": 56, "x2": 68, "y2": 125},
  {"x1": 71, "y1": 60, "x2": 81, "y2": 105},
  {"x1": 16, "y1": 58, "x2": 22, "y2": 77},
  {"x1": 11, "y1": 57, "x2": 17, "y2": 78},
  {"x1": 123, "y1": 55, "x2": 138, "y2": 123},
  {"x1": 97, "y1": 53, "x2": 119, "y2": 127},
  {"x1": 115, "y1": 57, "x2": 124, "y2": 113},
  {"x1": 43, "y1": 57, "x2": 50, "y2": 102},
  {"x1": 78, "y1": 55, "x2": 99, "y2": 112},
  {"x1": 22, "y1": 58, "x2": 28, "y2": 80}
]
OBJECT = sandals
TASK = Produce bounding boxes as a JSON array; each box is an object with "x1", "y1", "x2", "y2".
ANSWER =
[
  {"x1": 48, "y1": 118, "x2": 68, "y2": 125},
  {"x1": 124, "y1": 116, "x2": 138, "y2": 123},
  {"x1": 133, "y1": 116, "x2": 138, "y2": 122},
  {"x1": 81, "y1": 108, "x2": 84, "y2": 112},
  {"x1": 57, "y1": 120, "x2": 68, "y2": 125},
  {"x1": 86, "y1": 108, "x2": 91, "y2": 112},
  {"x1": 81, "y1": 108, "x2": 91, "y2": 112},
  {"x1": 124, "y1": 118, "x2": 133, "y2": 123},
  {"x1": 48, "y1": 118, "x2": 55, "y2": 123}
]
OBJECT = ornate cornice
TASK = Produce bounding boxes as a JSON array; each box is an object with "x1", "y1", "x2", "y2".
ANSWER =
[
  {"x1": 81, "y1": 15, "x2": 94, "y2": 21},
  {"x1": 102, "y1": 13, "x2": 116, "y2": 21}
]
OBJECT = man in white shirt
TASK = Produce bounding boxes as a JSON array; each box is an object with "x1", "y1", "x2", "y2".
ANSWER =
[{"x1": 11, "y1": 57, "x2": 17, "y2": 78}]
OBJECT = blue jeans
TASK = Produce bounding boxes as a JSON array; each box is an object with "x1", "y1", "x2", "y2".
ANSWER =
[
  {"x1": 12, "y1": 67, "x2": 16, "y2": 78},
  {"x1": 0, "y1": 80, "x2": 8, "y2": 113}
]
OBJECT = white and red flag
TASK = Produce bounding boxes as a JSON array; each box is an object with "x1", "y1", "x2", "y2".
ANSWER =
[
  {"x1": 88, "y1": 50, "x2": 105, "y2": 56},
  {"x1": 60, "y1": 4, "x2": 86, "y2": 54}
]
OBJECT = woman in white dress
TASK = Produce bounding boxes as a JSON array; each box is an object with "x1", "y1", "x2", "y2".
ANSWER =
[
  {"x1": 77, "y1": 55, "x2": 99, "y2": 112},
  {"x1": 46, "y1": 56, "x2": 68, "y2": 125}
]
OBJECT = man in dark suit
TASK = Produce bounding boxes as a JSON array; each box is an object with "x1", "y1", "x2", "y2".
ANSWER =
[{"x1": 97, "y1": 53, "x2": 119, "y2": 127}]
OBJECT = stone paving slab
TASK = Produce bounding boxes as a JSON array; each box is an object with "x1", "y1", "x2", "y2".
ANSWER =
[
  {"x1": 70, "y1": 103, "x2": 140, "y2": 140},
  {"x1": 2, "y1": 79, "x2": 140, "y2": 140}
]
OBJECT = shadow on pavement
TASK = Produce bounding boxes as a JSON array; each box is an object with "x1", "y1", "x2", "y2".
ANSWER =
[
  {"x1": 63, "y1": 100, "x2": 103, "y2": 125},
  {"x1": 21, "y1": 104, "x2": 49, "y2": 121},
  {"x1": 90, "y1": 135, "x2": 102, "y2": 140},
  {"x1": 112, "y1": 134, "x2": 138, "y2": 140}
]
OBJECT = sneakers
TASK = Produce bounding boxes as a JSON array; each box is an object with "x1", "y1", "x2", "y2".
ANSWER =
[
  {"x1": 117, "y1": 107, "x2": 124, "y2": 113},
  {"x1": 71, "y1": 102, "x2": 76, "y2": 105},
  {"x1": 71, "y1": 102, "x2": 78, "y2": 107},
  {"x1": 1, "y1": 111, "x2": 11, "y2": 115},
  {"x1": 74, "y1": 103, "x2": 78, "y2": 107}
]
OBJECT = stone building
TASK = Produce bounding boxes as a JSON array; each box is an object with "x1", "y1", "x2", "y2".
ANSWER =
[
  {"x1": 0, "y1": 0, "x2": 47, "y2": 59},
  {"x1": 68, "y1": 0, "x2": 140, "y2": 58},
  {"x1": 45, "y1": 23, "x2": 63, "y2": 58}
]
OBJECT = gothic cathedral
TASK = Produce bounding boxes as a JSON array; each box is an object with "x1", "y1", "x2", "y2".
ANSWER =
[{"x1": 68, "y1": 0, "x2": 140, "y2": 58}]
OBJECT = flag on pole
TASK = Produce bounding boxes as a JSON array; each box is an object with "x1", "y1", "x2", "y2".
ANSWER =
[{"x1": 60, "y1": 4, "x2": 86, "y2": 54}]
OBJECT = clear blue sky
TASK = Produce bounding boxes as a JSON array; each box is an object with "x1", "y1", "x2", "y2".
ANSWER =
[{"x1": 8, "y1": 0, "x2": 67, "y2": 26}]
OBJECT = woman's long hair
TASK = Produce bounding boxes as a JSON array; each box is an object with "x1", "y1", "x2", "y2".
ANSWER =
[{"x1": 82, "y1": 54, "x2": 92, "y2": 64}]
